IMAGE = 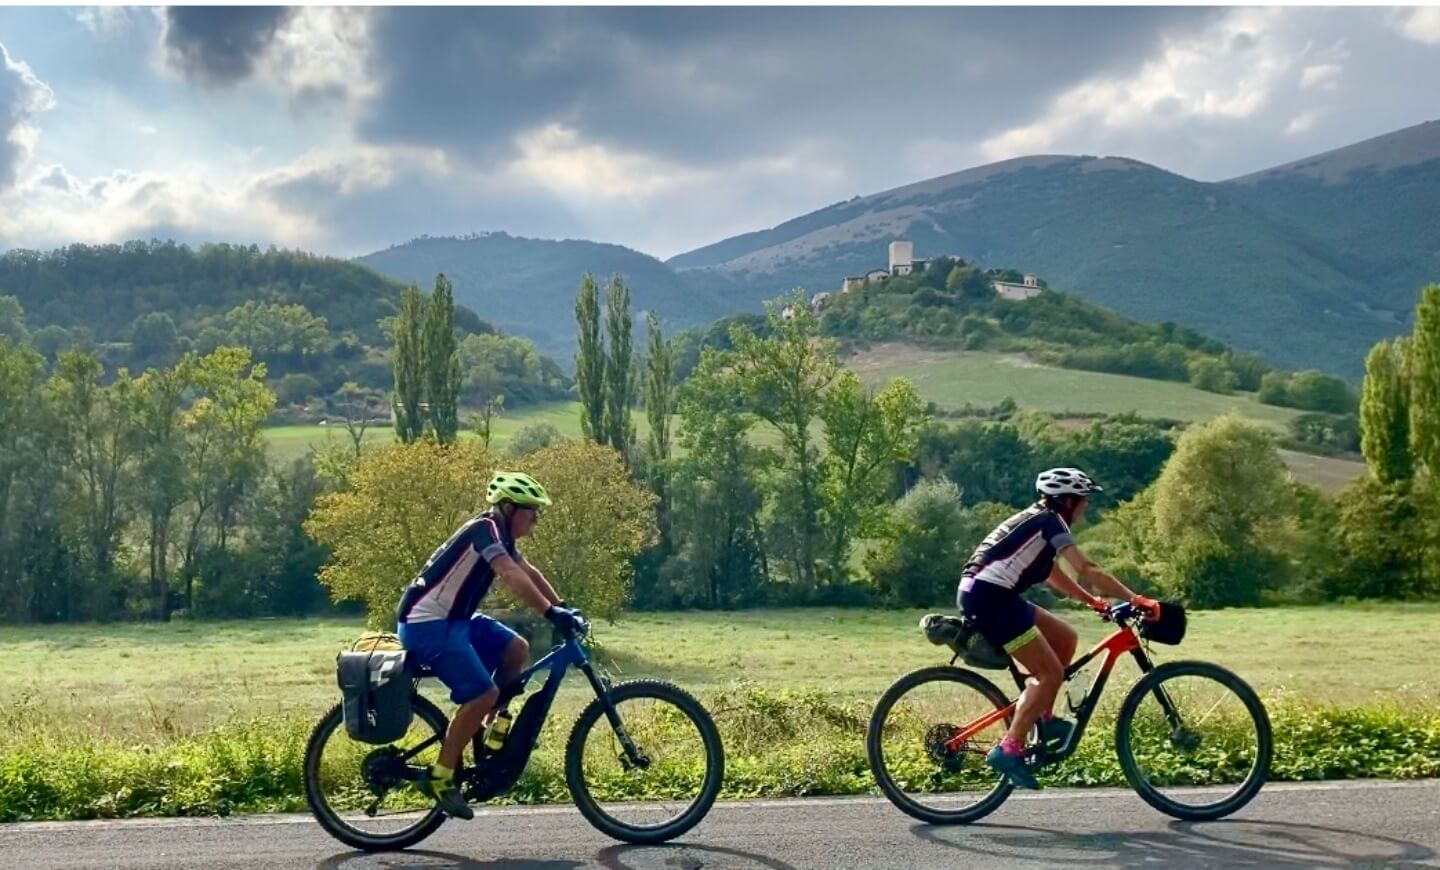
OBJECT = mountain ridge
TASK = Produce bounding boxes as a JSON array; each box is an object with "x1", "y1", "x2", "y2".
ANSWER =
[{"x1": 356, "y1": 120, "x2": 1440, "y2": 377}]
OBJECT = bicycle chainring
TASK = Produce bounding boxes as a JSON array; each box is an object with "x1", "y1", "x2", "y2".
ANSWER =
[{"x1": 359, "y1": 746, "x2": 408, "y2": 796}]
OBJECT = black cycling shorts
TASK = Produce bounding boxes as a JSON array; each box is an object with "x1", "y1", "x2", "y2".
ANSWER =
[{"x1": 957, "y1": 576, "x2": 1040, "y2": 655}]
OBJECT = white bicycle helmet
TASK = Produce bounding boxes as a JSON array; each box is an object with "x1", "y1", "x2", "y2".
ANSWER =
[{"x1": 1036, "y1": 467, "x2": 1103, "y2": 497}]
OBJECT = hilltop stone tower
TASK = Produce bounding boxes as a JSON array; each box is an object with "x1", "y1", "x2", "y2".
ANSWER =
[{"x1": 889, "y1": 241, "x2": 915, "y2": 275}]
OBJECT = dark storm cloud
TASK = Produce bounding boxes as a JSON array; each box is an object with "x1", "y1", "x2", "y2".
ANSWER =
[
  {"x1": 162, "y1": 6, "x2": 294, "y2": 88},
  {"x1": 354, "y1": 7, "x2": 1218, "y2": 166}
]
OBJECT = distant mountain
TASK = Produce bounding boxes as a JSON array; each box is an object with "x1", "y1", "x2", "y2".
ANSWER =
[
  {"x1": 0, "y1": 240, "x2": 571, "y2": 409},
  {"x1": 357, "y1": 233, "x2": 733, "y2": 362},
  {"x1": 668, "y1": 122, "x2": 1440, "y2": 376},
  {"x1": 1223, "y1": 120, "x2": 1440, "y2": 322},
  {"x1": 355, "y1": 121, "x2": 1440, "y2": 378}
]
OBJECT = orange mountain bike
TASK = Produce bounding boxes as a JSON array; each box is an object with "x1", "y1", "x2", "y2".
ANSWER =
[{"x1": 867, "y1": 602, "x2": 1272, "y2": 824}]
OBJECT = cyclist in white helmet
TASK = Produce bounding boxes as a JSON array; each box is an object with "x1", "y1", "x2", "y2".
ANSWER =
[{"x1": 958, "y1": 467, "x2": 1159, "y2": 789}]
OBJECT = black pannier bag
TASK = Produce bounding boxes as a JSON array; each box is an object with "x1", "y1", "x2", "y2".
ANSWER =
[
  {"x1": 336, "y1": 645, "x2": 413, "y2": 744},
  {"x1": 1139, "y1": 600, "x2": 1187, "y2": 645}
]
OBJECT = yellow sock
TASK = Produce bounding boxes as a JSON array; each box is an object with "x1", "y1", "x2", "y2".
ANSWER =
[{"x1": 432, "y1": 763, "x2": 454, "y2": 785}]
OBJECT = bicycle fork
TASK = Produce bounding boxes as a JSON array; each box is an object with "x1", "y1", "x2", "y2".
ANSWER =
[
  {"x1": 1131, "y1": 648, "x2": 1189, "y2": 738},
  {"x1": 578, "y1": 661, "x2": 650, "y2": 769}
]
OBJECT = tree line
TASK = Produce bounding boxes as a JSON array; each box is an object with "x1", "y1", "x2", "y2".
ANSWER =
[
  {"x1": 0, "y1": 337, "x2": 333, "y2": 622},
  {"x1": 3, "y1": 253, "x2": 1436, "y2": 625},
  {"x1": 0, "y1": 242, "x2": 571, "y2": 427}
]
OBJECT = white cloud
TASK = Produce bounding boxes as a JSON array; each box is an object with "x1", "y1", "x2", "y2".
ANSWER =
[
  {"x1": 153, "y1": 7, "x2": 375, "y2": 114},
  {"x1": 510, "y1": 124, "x2": 714, "y2": 200},
  {"x1": 1286, "y1": 110, "x2": 1320, "y2": 135},
  {"x1": 265, "y1": 7, "x2": 376, "y2": 113},
  {"x1": 35, "y1": 163, "x2": 80, "y2": 193},
  {"x1": 0, "y1": 162, "x2": 312, "y2": 250},
  {"x1": 1389, "y1": 7, "x2": 1440, "y2": 45},
  {"x1": 979, "y1": 8, "x2": 1296, "y2": 162},
  {"x1": 1300, "y1": 63, "x2": 1342, "y2": 90},
  {"x1": 72, "y1": 7, "x2": 151, "y2": 38},
  {"x1": 1, "y1": 43, "x2": 57, "y2": 190}
]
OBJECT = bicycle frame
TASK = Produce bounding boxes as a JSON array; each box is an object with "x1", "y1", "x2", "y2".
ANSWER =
[
  {"x1": 395, "y1": 629, "x2": 646, "y2": 793},
  {"x1": 943, "y1": 620, "x2": 1174, "y2": 763}
]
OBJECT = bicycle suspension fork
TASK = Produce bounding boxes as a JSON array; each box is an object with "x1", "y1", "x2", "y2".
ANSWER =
[
  {"x1": 577, "y1": 660, "x2": 650, "y2": 768},
  {"x1": 1131, "y1": 647, "x2": 1185, "y2": 730}
]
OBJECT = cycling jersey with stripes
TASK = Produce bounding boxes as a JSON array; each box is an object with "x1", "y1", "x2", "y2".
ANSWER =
[
  {"x1": 397, "y1": 510, "x2": 521, "y2": 624},
  {"x1": 962, "y1": 502, "x2": 1075, "y2": 593}
]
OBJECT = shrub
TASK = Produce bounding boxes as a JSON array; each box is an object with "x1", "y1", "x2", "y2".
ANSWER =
[
  {"x1": 866, "y1": 478, "x2": 968, "y2": 606},
  {"x1": 1188, "y1": 357, "x2": 1238, "y2": 394},
  {"x1": 506, "y1": 422, "x2": 566, "y2": 457}
]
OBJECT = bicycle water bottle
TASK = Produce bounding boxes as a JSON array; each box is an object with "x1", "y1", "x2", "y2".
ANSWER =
[
  {"x1": 483, "y1": 710, "x2": 514, "y2": 751},
  {"x1": 1066, "y1": 672, "x2": 1092, "y2": 715}
]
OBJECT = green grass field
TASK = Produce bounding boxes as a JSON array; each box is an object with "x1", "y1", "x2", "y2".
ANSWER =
[
  {"x1": 266, "y1": 345, "x2": 1360, "y2": 485},
  {"x1": 3, "y1": 604, "x2": 1433, "y2": 738},
  {"x1": 265, "y1": 402, "x2": 602, "y2": 464},
  {"x1": 849, "y1": 344, "x2": 1302, "y2": 428},
  {"x1": 1276, "y1": 448, "x2": 1365, "y2": 494}
]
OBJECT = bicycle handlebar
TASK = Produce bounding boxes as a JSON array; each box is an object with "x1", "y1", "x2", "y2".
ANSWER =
[
  {"x1": 1101, "y1": 601, "x2": 1143, "y2": 624},
  {"x1": 563, "y1": 614, "x2": 592, "y2": 640}
]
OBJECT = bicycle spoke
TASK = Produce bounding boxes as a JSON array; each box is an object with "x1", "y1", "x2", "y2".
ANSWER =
[
  {"x1": 1118, "y1": 664, "x2": 1271, "y2": 819},
  {"x1": 576, "y1": 695, "x2": 707, "y2": 829},
  {"x1": 869, "y1": 669, "x2": 1014, "y2": 824},
  {"x1": 567, "y1": 681, "x2": 722, "y2": 843},
  {"x1": 308, "y1": 704, "x2": 447, "y2": 843}
]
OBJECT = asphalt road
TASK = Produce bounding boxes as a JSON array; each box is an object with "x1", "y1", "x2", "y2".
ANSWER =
[{"x1": 2, "y1": 780, "x2": 1437, "y2": 870}]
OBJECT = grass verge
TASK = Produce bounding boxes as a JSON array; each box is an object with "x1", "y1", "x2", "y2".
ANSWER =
[{"x1": 4, "y1": 684, "x2": 1436, "y2": 822}]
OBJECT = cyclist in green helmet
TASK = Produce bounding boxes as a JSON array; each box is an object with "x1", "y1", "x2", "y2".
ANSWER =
[{"x1": 396, "y1": 470, "x2": 583, "y2": 819}]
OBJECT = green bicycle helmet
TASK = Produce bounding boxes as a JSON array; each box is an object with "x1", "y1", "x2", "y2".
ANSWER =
[{"x1": 486, "y1": 471, "x2": 552, "y2": 508}]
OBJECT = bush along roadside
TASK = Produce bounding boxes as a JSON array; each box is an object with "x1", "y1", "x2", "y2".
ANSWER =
[{"x1": 2, "y1": 685, "x2": 1438, "y2": 821}]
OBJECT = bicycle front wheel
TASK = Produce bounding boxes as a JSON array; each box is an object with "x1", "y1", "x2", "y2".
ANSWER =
[
  {"x1": 867, "y1": 666, "x2": 1017, "y2": 825},
  {"x1": 1115, "y1": 660, "x2": 1272, "y2": 821},
  {"x1": 565, "y1": 679, "x2": 724, "y2": 844},
  {"x1": 303, "y1": 694, "x2": 449, "y2": 852}
]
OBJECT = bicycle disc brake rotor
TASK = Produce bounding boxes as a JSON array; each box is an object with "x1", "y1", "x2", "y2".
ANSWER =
[
  {"x1": 1169, "y1": 726, "x2": 1202, "y2": 753},
  {"x1": 360, "y1": 746, "x2": 407, "y2": 796}
]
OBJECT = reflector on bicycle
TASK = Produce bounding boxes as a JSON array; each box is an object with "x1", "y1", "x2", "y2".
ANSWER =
[
  {"x1": 1138, "y1": 601, "x2": 1187, "y2": 645},
  {"x1": 919, "y1": 614, "x2": 1010, "y2": 670}
]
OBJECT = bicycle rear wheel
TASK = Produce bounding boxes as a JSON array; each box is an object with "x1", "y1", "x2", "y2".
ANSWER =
[
  {"x1": 565, "y1": 679, "x2": 724, "y2": 844},
  {"x1": 867, "y1": 666, "x2": 1017, "y2": 825},
  {"x1": 303, "y1": 694, "x2": 449, "y2": 851},
  {"x1": 1115, "y1": 660, "x2": 1272, "y2": 821}
]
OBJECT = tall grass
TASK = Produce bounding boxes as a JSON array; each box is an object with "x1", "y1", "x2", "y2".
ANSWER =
[{"x1": 4, "y1": 684, "x2": 1437, "y2": 822}]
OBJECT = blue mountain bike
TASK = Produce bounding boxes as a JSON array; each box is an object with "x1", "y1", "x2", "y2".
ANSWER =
[{"x1": 303, "y1": 616, "x2": 724, "y2": 851}]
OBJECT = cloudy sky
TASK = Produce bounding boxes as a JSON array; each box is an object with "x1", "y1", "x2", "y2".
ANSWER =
[{"x1": 1, "y1": 5, "x2": 1438, "y2": 259}]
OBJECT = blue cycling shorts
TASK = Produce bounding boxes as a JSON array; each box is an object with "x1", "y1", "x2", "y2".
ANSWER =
[{"x1": 397, "y1": 614, "x2": 519, "y2": 704}]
